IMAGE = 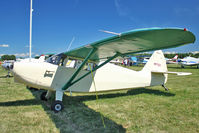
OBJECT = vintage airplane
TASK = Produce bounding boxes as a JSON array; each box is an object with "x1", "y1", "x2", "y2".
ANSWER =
[
  {"x1": 2, "y1": 60, "x2": 15, "y2": 77},
  {"x1": 10, "y1": 27, "x2": 195, "y2": 112},
  {"x1": 166, "y1": 54, "x2": 178, "y2": 64},
  {"x1": 142, "y1": 57, "x2": 150, "y2": 64},
  {"x1": 179, "y1": 56, "x2": 199, "y2": 68}
]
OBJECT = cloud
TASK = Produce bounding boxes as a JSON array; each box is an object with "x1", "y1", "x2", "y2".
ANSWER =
[
  {"x1": 164, "y1": 51, "x2": 177, "y2": 54},
  {"x1": 164, "y1": 51, "x2": 199, "y2": 54},
  {"x1": 73, "y1": 0, "x2": 79, "y2": 7},
  {"x1": 14, "y1": 52, "x2": 37, "y2": 57},
  {"x1": 0, "y1": 44, "x2": 9, "y2": 47},
  {"x1": 114, "y1": 0, "x2": 143, "y2": 26},
  {"x1": 192, "y1": 51, "x2": 199, "y2": 54},
  {"x1": 114, "y1": 0, "x2": 129, "y2": 16},
  {"x1": 14, "y1": 53, "x2": 29, "y2": 57},
  {"x1": 0, "y1": 52, "x2": 38, "y2": 58}
]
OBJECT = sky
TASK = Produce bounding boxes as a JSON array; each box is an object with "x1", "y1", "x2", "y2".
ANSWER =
[{"x1": 0, "y1": 0, "x2": 199, "y2": 57}]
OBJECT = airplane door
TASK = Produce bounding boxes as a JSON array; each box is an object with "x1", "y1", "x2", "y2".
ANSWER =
[{"x1": 35, "y1": 62, "x2": 58, "y2": 90}]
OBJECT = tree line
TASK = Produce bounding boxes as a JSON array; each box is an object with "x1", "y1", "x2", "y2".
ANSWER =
[
  {"x1": 164, "y1": 53, "x2": 199, "y2": 58},
  {"x1": 0, "y1": 53, "x2": 199, "y2": 61},
  {"x1": 0, "y1": 55, "x2": 16, "y2": 61}
]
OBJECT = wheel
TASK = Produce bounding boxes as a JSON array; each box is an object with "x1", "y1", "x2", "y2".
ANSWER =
[
  {"x1": 51, "y1": 100, "x2": 64, "y2": 113},
  {"x1": 40, "y1": 91, "x2": 47, "y2": 101}
]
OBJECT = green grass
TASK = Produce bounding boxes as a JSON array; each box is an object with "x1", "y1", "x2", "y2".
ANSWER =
[{"x1": 0, "y1": 64, "x2": 199, "y2": 133}]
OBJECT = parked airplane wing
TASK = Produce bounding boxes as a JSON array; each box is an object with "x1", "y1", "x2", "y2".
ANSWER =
[{"x1": 64, "y1": 28, "x2": 195, "y2": 61}]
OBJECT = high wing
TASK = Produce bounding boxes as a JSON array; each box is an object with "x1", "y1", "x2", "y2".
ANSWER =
[{"x1": 64, "y1": 28, "x2": 195, "y2": 61}]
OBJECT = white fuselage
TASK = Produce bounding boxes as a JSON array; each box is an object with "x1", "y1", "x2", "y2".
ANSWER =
[{"x1": 11, "y1": 61, "x2": 166, "y2": 92}]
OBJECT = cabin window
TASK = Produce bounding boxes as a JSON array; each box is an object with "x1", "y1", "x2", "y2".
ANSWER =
[
  {"x1": 46, "y1": 54, "x2": 97, "y2": 70},
  {"x1": 46, "y1": 53, "x2": 66, "y2": 65},
  {"x1": 64, "y1": 59, "x2": 76, "y2": 68},
  {"x1": 62, "y1": 57, "x2": 96, "y2": 71}
]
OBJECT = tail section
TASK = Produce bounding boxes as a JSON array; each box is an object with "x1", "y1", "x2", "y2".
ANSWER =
[
  {"x1": 38, "y1": 55, "x2": 45, "y2": 61},
  {"x1": 172, "y1": 54, "x2": 178, "y2": 60},
  {"x1": 141, "y1": 50, "x2": 191, "y2": 88},
  {"x1": 142, "y1": 50, "x2": 167, "y2": 72},
  {"x1": 142, "y1": 50, "x2": 168, "y2": 86}
]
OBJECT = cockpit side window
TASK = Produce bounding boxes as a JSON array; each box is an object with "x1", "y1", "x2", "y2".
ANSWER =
[
  {"x1": 48, "y1": 54, "x2": 97, "y2": 71},
  {"x1": 46, "y1": 53, "x2": 66, "y2": 65},
  {"x1": 62, "y1": 57, "x2": 97, "y2": 71}
]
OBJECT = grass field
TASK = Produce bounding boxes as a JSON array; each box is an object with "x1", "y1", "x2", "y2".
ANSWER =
[{"x1": 0, "y1": 64, "x2": 199, "y2": 133}]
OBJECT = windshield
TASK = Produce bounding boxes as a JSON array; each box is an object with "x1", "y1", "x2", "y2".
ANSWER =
[{"x1": 46, "y1": 53, "x2": 65, "y2": 65}]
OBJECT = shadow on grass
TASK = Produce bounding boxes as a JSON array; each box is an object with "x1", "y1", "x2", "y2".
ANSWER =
[
  {"x1": 167, "y1": 66, "x2": 198, "y2": 69},
  {"x1": 0, "y1": 75, "x2": 13, "y2": 78},
  {"x1": 0, "y1": 99, "x2": 40, "y2": 106},
  {"x1": 37, "y1": 88, "x2": 174, "y2": 132},
  {"x1": 0, "y1": 88, "x2": 174, "y2": 132},
  {"x1": 127, "y1": 88, "x2": 175, "y2": 96},
  {"x1": 33, "y1": 90, "x2": 126, "y2": 133},
  {"x1": 73, "y1": 88, "x2": 175, "y2": 102}
]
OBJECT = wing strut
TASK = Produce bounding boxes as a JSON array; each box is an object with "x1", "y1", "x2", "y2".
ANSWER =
[
  {"x1": 62, "y1": 48, "x2": 97, "y2": 90},
  {"x1": 62, "y1": 52, "x2": 120, "y2": 90}
]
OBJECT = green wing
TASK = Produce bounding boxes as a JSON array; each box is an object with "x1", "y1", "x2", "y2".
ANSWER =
[{"x1": 64, "y1": 28, "x2": 195, "y2": 61}]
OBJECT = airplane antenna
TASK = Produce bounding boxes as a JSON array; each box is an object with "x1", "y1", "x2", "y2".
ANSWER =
[
  {"x1": 67, "y1": 37, "x2": 75, "y2": 96},
  {"x1": 67, "y1": 37, "x2": 75, "y2": 51},
  {"x1": 99, "y1": 30, "x2": 121, "y2": 36},
  {"x1": 29, "y1": 0, "x2": 33, "y2": 61}
]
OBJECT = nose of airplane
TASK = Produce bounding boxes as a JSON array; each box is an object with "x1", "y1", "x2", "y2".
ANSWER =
[{"x1": 10, "y1": 62, "x2": 25, "y2": 84}]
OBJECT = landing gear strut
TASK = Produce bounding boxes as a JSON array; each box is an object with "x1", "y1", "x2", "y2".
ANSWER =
[
  {"x1": 40, "y1": 90, "x2": 64, "y2": 113},
  {"x1": 40, "y1": 90, "x2": 53, "y2": 101},
  {"x1": 162, "y1": 84, "x2": 169, "y2": 91},
  {"x1": 40, "y1": 91, "x2": 47, "y2": 101},
  {"x1": 6, "y1": 71, "x2": 12, "y2": 78},
  {"x1": 51, "y1": 90, "x2": 64, "y2": 113}
]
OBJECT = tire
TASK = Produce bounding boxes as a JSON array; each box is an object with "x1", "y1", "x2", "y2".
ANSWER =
[
  {"x1": 51, "y1": 100, "x2": 64, "y2": 113},
  {"x1": 40, "y1": 91, "x2": 47, "y2": 101}
]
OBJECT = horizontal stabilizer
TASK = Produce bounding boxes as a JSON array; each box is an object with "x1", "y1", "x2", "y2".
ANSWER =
[{"x1": 151, "y1": 71, "x2": 192, "y2": 76}]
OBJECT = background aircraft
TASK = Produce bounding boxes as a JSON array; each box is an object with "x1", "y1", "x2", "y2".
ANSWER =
[
  {"x1": 179, "y1": 56, "x2": 199, "y2": 68},
  {"x1": 1, "y1": 60, "x2": 15, "y2": 77},
  {"x1": 142, "y1": 57, "x2": 150, "y2": 64},
  {"x1": 166, "y1": 55, "x2": 178, "y2": 64},
  {"x1": 1, "y1": 55, "x2": 45, "y2": 77}
]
